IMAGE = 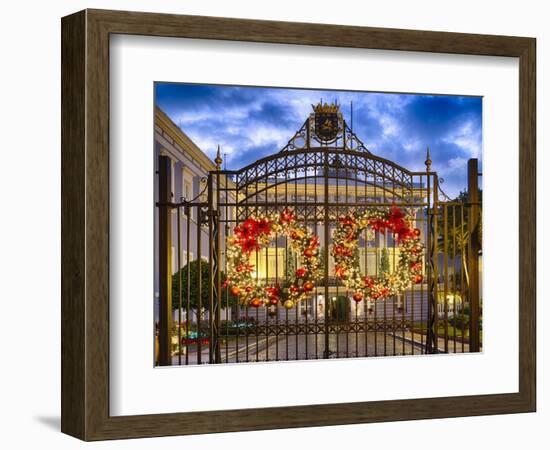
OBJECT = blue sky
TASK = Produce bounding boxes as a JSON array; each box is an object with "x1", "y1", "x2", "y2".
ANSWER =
[{"x1": 155, "y1": 83, "x2": 482, "y2": 198}]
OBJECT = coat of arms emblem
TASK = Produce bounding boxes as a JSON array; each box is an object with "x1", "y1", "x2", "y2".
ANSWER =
[{"x1": 313, "y1": 102, "x2": 340, "y2": 142}]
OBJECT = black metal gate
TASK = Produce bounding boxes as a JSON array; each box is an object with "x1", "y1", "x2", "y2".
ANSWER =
[{"x1": 156, "y1": 106, "x2": 481, "y2": 366}]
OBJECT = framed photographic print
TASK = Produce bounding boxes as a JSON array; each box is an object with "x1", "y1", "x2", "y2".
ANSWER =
[{"x1": 61, "y1": 9, "x2": 536, "y2": 441}]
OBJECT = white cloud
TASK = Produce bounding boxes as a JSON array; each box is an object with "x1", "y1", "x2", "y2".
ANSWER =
[
  {"x1": 442, "y1": 120, "x2": 482, "y2": 158},
  {"x1": 403, "y1": 139, "x2": 422, "y2": 153},
  {"x1": 247, "y1": 125, "x2": 292, "y2": 148},
  {"x1": 379, "y1": 114, "x2": 399, "y2": 137},
  {"x1": 446, "y1": 156, "x2": 468, "y2": 171}
]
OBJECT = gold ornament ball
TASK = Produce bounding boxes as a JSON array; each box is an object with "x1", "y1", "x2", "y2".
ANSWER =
[
  {"x1": 230, "y1": 286, "x2": 240, "y2": 296},
  {"x1": 283, "y1": 299, "x2": 295, "y2": 309}
]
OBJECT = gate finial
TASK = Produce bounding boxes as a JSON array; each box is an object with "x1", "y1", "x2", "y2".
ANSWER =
[
  {"x1": 215, "y1": 144, "x2": 223, "y2": 170},
  {"x1": 425, "y1": 146, "x2": 432, "y2": 172}
]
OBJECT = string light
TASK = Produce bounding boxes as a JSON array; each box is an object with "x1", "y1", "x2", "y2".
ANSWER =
[
  {"x1": 226, "y1": 209, "x2": 321, "y2": 309},
  {"x1": 331, "y1": 206, "x2": 424, "y2": 302}
]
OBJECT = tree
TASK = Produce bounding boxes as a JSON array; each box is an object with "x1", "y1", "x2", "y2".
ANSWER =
[
  {"x1": 317, "y1": 246, "x2": 326, "y2": 275},
  {"x1": 285, "y1": 246, "x2": 297, "y2": 280},
  {"x1": 379, "y1": 248, "x2": 390, "y2": 275},
  {"x1": 171, "y1": 259, "x2": 237, "y2": 312}
]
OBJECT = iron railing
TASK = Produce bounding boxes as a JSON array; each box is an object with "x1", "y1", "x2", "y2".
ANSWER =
[{"x1": 155, "y1": 117, "x2": 481, "y2": 366}]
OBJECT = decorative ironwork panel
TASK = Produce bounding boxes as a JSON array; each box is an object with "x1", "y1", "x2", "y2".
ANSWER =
[{"x1": 156, "y1": 105, "x2": 480, "y2": 366}]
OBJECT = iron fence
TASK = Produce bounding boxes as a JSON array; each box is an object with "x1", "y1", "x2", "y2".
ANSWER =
[{"x1": 155, "y1": 112, "x2": 481, "y2": 366}]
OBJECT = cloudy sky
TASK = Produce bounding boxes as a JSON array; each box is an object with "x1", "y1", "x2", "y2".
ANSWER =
[{"x1": 155, "y1": 83, "x2": 482, "y2": 198}]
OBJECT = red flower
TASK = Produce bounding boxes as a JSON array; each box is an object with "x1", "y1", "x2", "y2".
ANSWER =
[
  {"x1": 280, "y1": 209, "x2": 295, "y2": 223},
  {"x1": 265, "y1": 286, "x2": 280, "y2": 298},
  {"x1": 309, "y1": 236, "x2": 320, "y2": 249},
  {"x1": 256, "y1": 218, "x2": 271, "y2": 235},
  {"x1": 335, "y1": 265, "x2": 346, "y2": 278},
  {"x1": 393, "y1": 221, "x2": 413, "y2": 242},
  {"x1": 363, "y1": 276, "x2": 374, "y2": 288},
  {"x1": 370, "y1": 217, "x2": 389, "y2": 232},
  {"x1": 234, "y1": 224, "x2": 250, "y2": 240},
  {"x1": 386, "y1": 205, "x2": 414, "y2": 242},
  {"x1": 295, "y1": 267, "x2": 308, "y2": 278},
  {"x1": 242, "y1": 218, "x2": 259, "y2": 236},
  {"x1": 240, "y1": 238, "x2": 260, "y2": 253},
  {"x1": 388, "y1": 205, "x2": 405, "y2": 221}
]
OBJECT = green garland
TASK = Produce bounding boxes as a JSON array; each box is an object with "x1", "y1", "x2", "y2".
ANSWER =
[
  {"x1": 331, "y1": 206, "x2": 424, "y2": 302},
  {"x1": 225, "y1": 209, "x2": 321, "y2": 309}
]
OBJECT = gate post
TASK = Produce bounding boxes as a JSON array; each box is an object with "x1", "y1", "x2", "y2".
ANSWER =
[
  {"x1": 425, "y1": 149, "x2": 438, "y2": 354},
  {"x1": 208, "y1": 149, "x2": 223, "y2": 363},
  {"x1": 158, "y1": 155, "x2": 173, "y2": 366},
  {"x1": 468, "y1": 159, "x2": 481, "y2": 352},
  {"x1": 323, "y1": 146, "x2": 331, "y2": 358}
]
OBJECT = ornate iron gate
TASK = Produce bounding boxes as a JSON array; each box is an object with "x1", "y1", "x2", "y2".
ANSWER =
[{"x1": 156, "y1": 105, "x2": 481, "y2": 366}]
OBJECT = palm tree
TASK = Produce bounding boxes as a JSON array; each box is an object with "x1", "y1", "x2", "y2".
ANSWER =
[{"x1": 437, "y1": 189, "x2": 482, "y2": 288}]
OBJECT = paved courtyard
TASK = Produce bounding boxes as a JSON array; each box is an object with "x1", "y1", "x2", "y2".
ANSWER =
[{"x1": 171, "y1": 332, "x2": 432, "y2": 365}]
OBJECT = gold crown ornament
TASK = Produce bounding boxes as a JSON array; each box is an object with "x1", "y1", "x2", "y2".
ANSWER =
[{"x1": 312, "y1": 101, "x2": 340, "y2": 114}]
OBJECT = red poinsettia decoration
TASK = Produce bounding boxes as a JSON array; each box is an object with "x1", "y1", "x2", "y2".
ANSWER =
[
  {"x1": 236, "y1": 262, "x2": 255, "y2": 272},
  {"x1": 388, "y1": 205, "x2": 405, "y2": 221},
  {"x1": 363, "y1": 276, "x2": 374, "y2": 288},
  {"x1": 265, "y1": 286, "x2": 280, "y2": 299},
  {"x1": 233, "y1": 224, "x2": 249, "y2": 240},
  {"x1": 392, "y1": 220, "x2": 414, "y2": 243},
  {"x1": 309, "y1": 236, "x2": 320, "y2": 250},
  {"x1": 280, "y1": 208, "x2": 295, "y2": 223},
  {"x1": 334, "y1": 265, "x2": 346, "y2": 278},
  {"x1": 240, "y1": 238, "x2": 260, "y2": 254},
  {"x1": 234, "y1": 218, "x2": 273, "y2": 248},
  {"x1": 369, "y1": 217, "x2": 389, "y2": 232},
  {"x1": 256, "y1": 218, "x2": 272, "y2": 235},
  {"x1": 382, "y1": 205, "x2": 414, "y2": 242}
]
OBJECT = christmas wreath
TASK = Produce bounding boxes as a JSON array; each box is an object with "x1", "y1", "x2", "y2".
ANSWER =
[
  {"x1": 331, "y1": 206, "x2": 424, "y2": 303},
  {"x1": 225, "y1": 209, "x2": 321, "y2": 309}
]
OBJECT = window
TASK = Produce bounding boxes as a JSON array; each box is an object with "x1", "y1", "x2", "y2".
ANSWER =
[
  {"x1": 184, "y1": 181, "x2": 191, "y2": 200},
  {"x1": 181, "y1": 169, "x2": 192, "y2": 200}
]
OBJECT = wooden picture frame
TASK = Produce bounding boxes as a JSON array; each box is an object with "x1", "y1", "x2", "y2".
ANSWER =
[{"x1": 61, "y1": 9, "x2": 536, "y2": 441}]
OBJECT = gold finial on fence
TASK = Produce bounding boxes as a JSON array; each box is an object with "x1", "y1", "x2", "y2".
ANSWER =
[
  {"x1": 215, "y1": 144, "x2": 223, "y2": 170},
  {"x1": 425, "y1": 146, "x2": 432, "y2": 172}
]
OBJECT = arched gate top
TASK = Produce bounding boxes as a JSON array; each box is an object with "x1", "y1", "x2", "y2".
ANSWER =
[{"x1": 230, "y1": 103, "x2": 417, "y2": 194}]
